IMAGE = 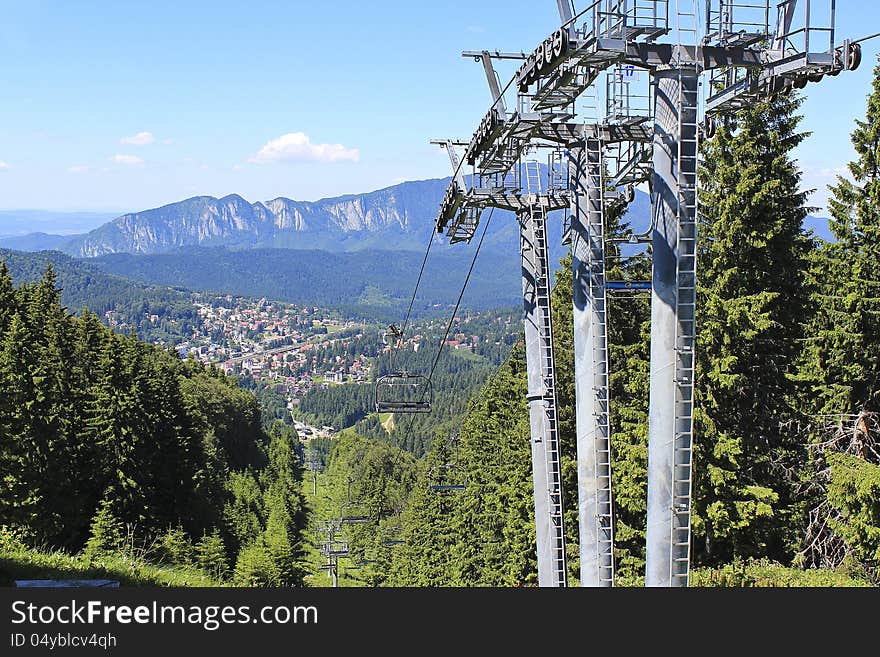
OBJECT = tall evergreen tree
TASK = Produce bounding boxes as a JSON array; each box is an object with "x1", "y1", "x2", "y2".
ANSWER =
[
  {"x1": 795, "y1": 58, "x2": 880, "y2": 577},
  {"x1": 694, "y1": 91, "x2": 813, "y2": 565},
  {"x1": 803, "y1": 58, "x2": 880, "y2": 417},
  {"x1": 0, "y1": 261, "x2": 16, "y2": 335},
  {"x1": 0, "y1": 314, "x2": 38, "y2": 528}
]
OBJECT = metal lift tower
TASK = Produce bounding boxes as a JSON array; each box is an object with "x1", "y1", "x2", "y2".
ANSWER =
[{"x1": 432, "y1": 0, "x2": 862, "y2": 587}]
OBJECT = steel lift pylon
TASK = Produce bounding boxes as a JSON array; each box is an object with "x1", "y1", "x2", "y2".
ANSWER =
[
  {"x1": 521, "y1": 185, "x2": 568, "y2": 587},
  {"x1": 432, "y1": 0, "x2": 863, "y2": 587}
]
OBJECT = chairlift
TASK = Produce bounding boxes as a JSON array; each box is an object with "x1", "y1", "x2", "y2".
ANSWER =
[
  {"x1": 339, "y1": 500, "x2": 373, "y2": 525},
  {"x1": 320, "y1": 540, "x2": 350, "y2": 557},
  {"x1": 385, "y1": 324, "x2": 403, "y2": 344},
  {"x1": 429, "y1": 433, "x2": 467, "y2": 494},
  {"x1": 374, "y1": 372, "x2": 432, "y2": 414},
  {"x1": 429, "y1": 463, "x2": 468, "y2": 494}
]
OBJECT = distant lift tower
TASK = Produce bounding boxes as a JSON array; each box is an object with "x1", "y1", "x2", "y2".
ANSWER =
[{"x1": 432, "y1": 0, "x2": 862, "y2": 587}]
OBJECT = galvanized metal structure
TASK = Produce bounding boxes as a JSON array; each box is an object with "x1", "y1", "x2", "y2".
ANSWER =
[{"x1": 431, "y1": 0, "x2": 861, "y2": 586}]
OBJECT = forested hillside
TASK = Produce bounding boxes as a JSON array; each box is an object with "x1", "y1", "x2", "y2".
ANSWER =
[
  {"x1": 88, "y1": 247, "x2": 525, "y2": 319},
  {"x1": 0, "y1": 263, "x2": 308, "y2": 586},
  {"x1": 0, "y1": 248, "x2": 199, "y2": 344},
  {"x1": 292, "y1": 310, "x2": 518, "y2": 457}
]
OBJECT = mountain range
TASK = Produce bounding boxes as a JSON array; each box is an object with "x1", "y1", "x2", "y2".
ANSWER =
[
  {"x1": 0, "y1": 177, "x2": 832, "y2": 258},
  {"x1": 60, "y1": 179, "x2": 455, "y2": 257}
]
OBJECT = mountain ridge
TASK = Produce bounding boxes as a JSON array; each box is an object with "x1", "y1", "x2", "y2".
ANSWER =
[
  {"x1": 62, "y1": 178, "x2": 454, "y2": 257},
  {"x1": 29, "y1": 176, "x2": 833, "y2": 258}
]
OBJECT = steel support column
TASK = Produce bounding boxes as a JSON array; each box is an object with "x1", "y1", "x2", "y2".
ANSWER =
[
  {"x1": 570, "y1": 143, "x2": 614, "y2": 587},
  {"x1": 646, "y1": 70, "x2": 699, "y2": 587},
  {"x1": 519, "y1": 201, "x2": 567, "y2": 587}
]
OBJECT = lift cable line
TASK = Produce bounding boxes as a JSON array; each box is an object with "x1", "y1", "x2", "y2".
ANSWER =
[
  {"x1": 397, "y1": 222, "x2": 438, "y2": 350},
  {"x1": 383, "y1": 209, "x2": 497, "y2": 463},
  {"x1": 375, "y1": 208, "x2": 498, "y2": 507},
  {"x1": 852, "y1": 32, "x2": 880, "y2": 45},
  {"x1": 427, "y1": 0, "x2": 862, "y2": 587},
  {"x1": 424, "y1": 207, "x2": 497, "y2": 390}
]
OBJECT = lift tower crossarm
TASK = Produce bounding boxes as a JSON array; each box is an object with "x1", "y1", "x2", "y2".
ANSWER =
[
  {"x1": 772, "y1": 0, "x2": 799, "y2": 51},
  {"x1": 556, "y1": 0, "x2": 574, "y2": 24},
  {"x1": 461, "y1": 50, "x2": 527, "y2": 60},
  {"x1": 534, "y1": 122, "x2": 652, "y2": 146},
  {"x1": 471, "y1": 51, "x2": 507, "y2": 114},
  {"x1": 430, "y1": 139, "x2": 468, "y2": 191}
]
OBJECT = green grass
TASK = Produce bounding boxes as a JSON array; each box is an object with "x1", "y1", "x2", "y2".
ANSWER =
[
  {"x1": 378, "y1": 412, "x2": 395, "y2": 434},
  {"x1": 449, "y1": 348, "x2": 487, "y2": 363},
  {"x1": 690, "y1": 559, "x2": 873, "y2": 587},
  {"x1": 325, "y1": 323, "x2": 360, "y2": 335},
  {"x1": 0, "y1": 545, "x2": 223, "y2": 587}
]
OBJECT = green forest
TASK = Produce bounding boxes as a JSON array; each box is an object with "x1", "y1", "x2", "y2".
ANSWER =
[
  {"x1": 0, "y1": 248, "x2": 200, "y2": 345},
  {"x1": 2, "y1": 64, "x2": 880, "y2": 588},
  {"x1": 0, "y1": 263, "x2": 308, "y2": 586}
]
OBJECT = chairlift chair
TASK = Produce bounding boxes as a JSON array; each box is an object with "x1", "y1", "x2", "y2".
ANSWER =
[
  {"x1": 374, "y1": 372, "x2": 433, "y2": 414},
  {"x1": 320, "y1": 540, "x2": 350, "y2": 557},
  {"x1": 338, "y1": 500, "x2": 373, "y2": 525},
  {"x1": 429, "y1": 463, "x2": 467, "y2": 494}
]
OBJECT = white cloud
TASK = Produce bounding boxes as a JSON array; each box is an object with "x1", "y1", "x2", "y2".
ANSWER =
[
  {"x1": 110, "y1": 154, "x2": 144, "y2": 166},
  {"x1": 68, "y1": 165, "x2": 90, "y2": 173},
  {"x1": 0, "y1": 161, "x2": 9, "y2": 170},
  {"x1": 120, "y1": 131, "x2": 155, "y2": 145},
  {"x1": 817, "y1": 166, "x2": 849, "y2": 180},
  {"x1": 249, "y1": 132, "x2": 359, "y2": 164}
]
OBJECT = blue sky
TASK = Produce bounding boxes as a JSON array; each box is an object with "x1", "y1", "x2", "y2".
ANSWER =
[{"x1": 0, "y1": 0, "x2": 878, "y2": 227}]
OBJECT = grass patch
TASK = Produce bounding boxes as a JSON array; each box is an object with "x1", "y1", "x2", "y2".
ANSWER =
[
  {"x1": 690, "y1": 559, "x2": 873, "y2": 587},
  {"x1": 449, "y1": 348, "x2": 487, "y2": 363},
  {"x1": 379, "y1": 412, "x2": 395, "y2": 434},
  {"x1": 0, "y1": 545, "x2": 222, "y2": 587}
]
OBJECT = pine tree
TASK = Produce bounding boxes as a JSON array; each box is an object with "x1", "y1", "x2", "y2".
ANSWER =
[
  {"x1": 0, "y1": 261, "x2": 16, "y2": 335},
  {"x1": 796, "y1": 57, "x2": 880, "y2": 576},
  {"x1": 195, "y1": 529, "x2": 229, "y2": 581},
  {"x1": 0, "y1": 314, "x2": 39, "y2": 528},
  {"x1": 803, "y1": 57, "x2": 880, "y2": 418},
  {"x1": 826, "y1": 452, "x2": 880, "y2": 569},
  {"x1": 694, "y1": 91, "x2": 813, "y2": 565},
  {"x1": 233, "y1": 542, "x2": 280, "y2": 586},
  {"x1": 158, "y1": 525, "x2": 193, "y2": 567},
  {"x1": 84, "y1": 499, "x2": 125, "y2": 560}
]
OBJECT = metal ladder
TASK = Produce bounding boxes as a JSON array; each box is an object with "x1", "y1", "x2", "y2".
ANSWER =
[
  {"x1": 525, "y1": 159, "x2": 542, "y2": 195},
  {"x1": 671, "y1": 0, "x2": 700, "y2": 588},
  {"x1": 585, "y1": 134, "x2": 615, "y2": 586},
  {"x1": 529, "y1": 196, "x2": 568, "y2": 586}
]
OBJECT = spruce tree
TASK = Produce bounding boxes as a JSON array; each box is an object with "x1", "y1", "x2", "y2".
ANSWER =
[
  {"x1": 84, "y1": 499, "x2": 125, "y2": 560},
  {"x1": 796, "y1": 58, "x2": 880, "y2": 575},
  {"x1": 804, "y1": 57, "x2": 880, "y2": 417},
  {"x1": 195, "y1": 529, "x2": 229, "y2": 581},
  {"x1": 0, "y1": 261, "x2": 16, "y2": 334},
  {"x1": 0, "y1": 314, "x2": 39, "y2": 528},
  {"x1": 694, "y1": 91, "x2": 813, "y2": 565}
]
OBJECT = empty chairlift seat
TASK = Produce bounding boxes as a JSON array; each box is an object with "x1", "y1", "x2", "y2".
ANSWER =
[
  {"x1": 374, "y1": 372, "x2": 432, "y2": 414},
  {"x1": 339, "y1": 500, "x2": 373, "y2": 525},
  {"x1": 429, "y1": 463, "x2": 467, "y2": 494}
]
